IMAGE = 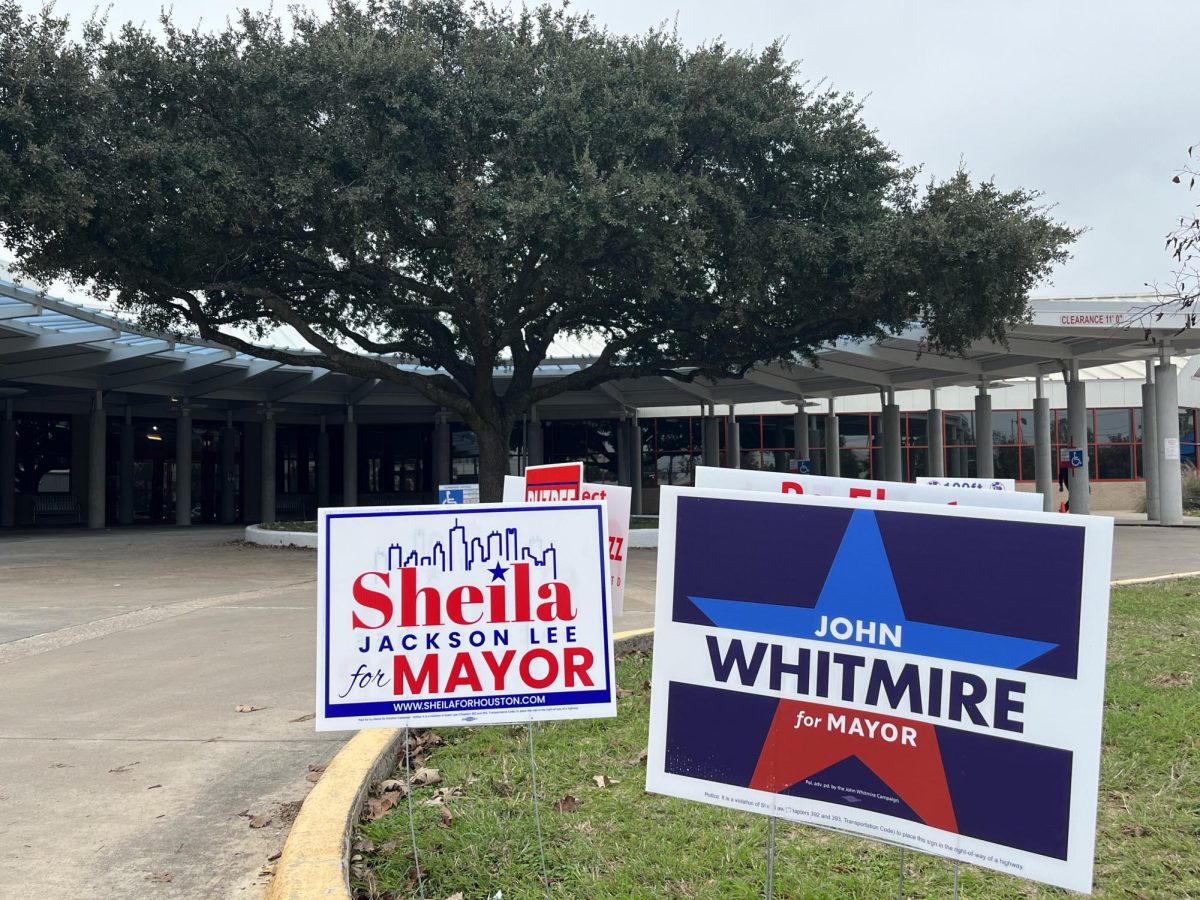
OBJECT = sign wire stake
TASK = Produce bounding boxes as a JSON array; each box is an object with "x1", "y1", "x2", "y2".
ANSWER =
[
  {"x1": 402, "y1": 726, "x2": 426, "y2": 900},
  {"x1": 765, "y1": 815, "x2": 777, "y2": 900},
  {"x1": 897, "y1": 847, "x2": 905, "y2": 898},
  {"x1": 953, "y1": 861, "x2": 961, "y2": 899},
  {"x1": 528, "y1": 720, "x2": 551, "y2": 897}
]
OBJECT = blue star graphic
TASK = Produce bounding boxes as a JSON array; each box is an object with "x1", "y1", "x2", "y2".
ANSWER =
[
  {"x1": 488, "y1": 563, "x2": 508, "y2": 582},
  {"x1": 689, "y1": 509, "x2": 1057, "y2": 671}
]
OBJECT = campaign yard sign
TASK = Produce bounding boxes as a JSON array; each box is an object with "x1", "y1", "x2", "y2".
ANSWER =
[
  {"x1": 647, "y1": 486, "x2": 1113, "y2": 892},
  {"x1": 504, "y1": 475, "x2": 632, "y2": 618},
  {"x1": 695, "y1": 466, "x2": 1042, "y2": 512},
  {"x1": 318, "y1": 502, "x2": 615, "y2": 730},
  {"x1": 524, "y1": 462, "x2": 584, "y2": 501}
]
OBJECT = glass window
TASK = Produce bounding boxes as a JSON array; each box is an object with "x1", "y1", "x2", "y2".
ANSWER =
[
  {"x1": 738, "y1": 418, "x2": 762, "y2": 450},
  {"x1": 906, "y1": 412, "x2": 928, "y2": 446},
  {"x1": 839, "y1": 415, "x2": 872, "y2": 450},
  {"x1": 1134, "y1": 408, "x2": 1143, "y2": 441},
  {"x1": 841, "y1": 448, "x2": 870, "y2": 479},
  {"x1": 1096, "y1": 409, "x2": 1132, "y2": 443},
  {"x1": 991, "y1": 411, "x2": 1019, "y2": 445},
  {"x1": 14, "y1": 414, "x2": 72, "y2": 494},
  {"x1": 907, "y1": 447, "x2": 928, "y2": 479},
  {"x1": 944, "y1": 411, "x2": 975, "y2": 446},
  {"x1": 761, "y1": 416, "x2": 793, "y2": 451},
  {"x1": 1179, "y1": 410, "x2": 1197, "y2": 444},
  {"x1": 1019, "y1": 446, "x2": 1034, "y2": 481},
  {"x1": 995, "y1": 447, "x2": 1020, "y2": 479},
  {"x1": 1097, "y1": 445, "x2": 1133, "y2": 480}
]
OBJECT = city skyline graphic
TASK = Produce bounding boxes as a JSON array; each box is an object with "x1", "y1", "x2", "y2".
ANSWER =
[{"x1": 384, "y1": 517, "x2": 559, "y2": 579}]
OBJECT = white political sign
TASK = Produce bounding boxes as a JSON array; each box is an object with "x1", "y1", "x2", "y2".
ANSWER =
[
  {"x1": 505, "y1": 475, "x2": 631, "y2": 618},
  {"x1": 694, "y1": 466, "x2": 1042, "y2": 511},
  {"x1": 917, "y1": 477, "x2": 1016, "y2": 491},
  {"x1": 318, "y1": 502, "x2": 615, "y2": 730}
]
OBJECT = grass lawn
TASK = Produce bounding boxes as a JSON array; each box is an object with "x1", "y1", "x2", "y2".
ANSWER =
[
  {"x1": 258, "y1": 515, "x2": 660, "y2": 533},
  {"x1": 353, "y1": 578, "x2": 1199, "y2": 898}
]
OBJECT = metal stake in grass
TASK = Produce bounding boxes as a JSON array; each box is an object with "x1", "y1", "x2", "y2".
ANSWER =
[
  {"x1": 765, "y1": 814, "x2": 777, "y2": 900},
  {"x1": 527, "y1": 720, "x2": 551, "y2": 897},
  {"x1": 897, "y1": 847, "x2": 906, "y2": 898},
  {"x1": 402, "y1": 726, "x2": 426, "y2": 900},
  {"x1": 953, "y1": 860, "x2": 961, "y2": 899}
]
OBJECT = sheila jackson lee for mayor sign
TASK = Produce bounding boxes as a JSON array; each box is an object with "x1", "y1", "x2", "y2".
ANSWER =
[
  {"x1": 646, "y1": 486, "x2": 1113, "y2": 893},
  {"x1": 318, "y1": 503, "x2": 615, "y2": 730}
]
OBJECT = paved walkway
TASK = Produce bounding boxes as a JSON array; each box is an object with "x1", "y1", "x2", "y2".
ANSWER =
[{"x1": 0, "y1": 521, "x2": 1197, "y2": 897}]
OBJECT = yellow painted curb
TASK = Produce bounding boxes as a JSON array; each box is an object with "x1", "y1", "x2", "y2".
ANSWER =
[
  {"x1": 266, "y1": 727, "x2": 402, "y2": 900},
  {"x1": 1110, "y1": 570, "x2": 1200, "y2": 586}
]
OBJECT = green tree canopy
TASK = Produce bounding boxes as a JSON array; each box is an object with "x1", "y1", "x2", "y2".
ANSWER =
[{"x1": 0, "y1": 0, "x2": 1076, "y2": 498}]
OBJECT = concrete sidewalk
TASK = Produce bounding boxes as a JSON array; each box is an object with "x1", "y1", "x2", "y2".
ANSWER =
[{"x1": 0, "y1": 520, "x2": 1197, "y2": 897}]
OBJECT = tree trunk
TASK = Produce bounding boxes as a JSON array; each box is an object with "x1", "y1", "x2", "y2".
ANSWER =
[{"x1": 475, "y1": 419, "x2": 512, "y2": 502}]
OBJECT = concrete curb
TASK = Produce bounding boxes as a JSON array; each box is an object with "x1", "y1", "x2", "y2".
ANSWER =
[
  {"x1": 265, "y1": 628, "x2": 655, "y2": 900},
  {"x1": 245, "y1": 524, "x2": 317, "y2": 549},
  {"x1": 628, "y1": 528, "x2": 658, "y2": 548}
]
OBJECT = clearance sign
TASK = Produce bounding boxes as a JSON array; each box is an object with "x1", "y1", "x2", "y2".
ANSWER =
[
  {"x1": 318, "y1": 503, "x2": 615, "y2": 730},
  {"x1": 646, "y1": 486, "x2": 1112, "y2": 892}
]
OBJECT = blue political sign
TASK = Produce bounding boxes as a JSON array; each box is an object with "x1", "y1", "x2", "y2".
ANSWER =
[{"x1": 647, "y1": 486, "x2": 1113, "y2": 893}]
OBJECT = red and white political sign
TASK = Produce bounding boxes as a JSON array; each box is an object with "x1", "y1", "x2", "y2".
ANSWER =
[
  {"x1": 695, "y1": 466, "x2": 1042, "y2": 512},
  {"x1": 506, "y1": 472, "x2": 631, "y2": 618},
  {"x1": 317, "y1": 502, "x2": 615, "y2": 730},
  {"x1": 523, "y1": 462, "x2": 584, "y2": 501}
]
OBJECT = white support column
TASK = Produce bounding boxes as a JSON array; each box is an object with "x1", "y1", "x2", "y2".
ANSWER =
[
  {"x1": 259, "y1": 409, "x2": 276, "y2": 524},
  {"x1": 927, "y1": 388, "x2": 945, "y2": 478},
  {"x1": 630, "y1": 412, "x2": 643, "y2": 516},
  {"x1": 883, "y1": 388, "x2": 902, "y2": 482},
  {"x1": 825, "y1": 397, "x2": 841, "y2": 478},
  {"x1": 527, "y1": 407, "x2": 544, "y2": 467},
  {"x1": 119, "y1": 408, "x2": 135, "y2": 525},
  {"x1": 703, "y1": 409, "x2": 720, "y2": 468},
  {"x1": 794, "y1": 402, "x2": 810, "y2": 465},
  {"x1": 974, "y1": 381, "x2": 994, "y2": 478},
  {"x1": 1142, "y1": 362, "x2": 1160, "y2": 522},
  {"x1": 433, "y1": 409, "x2": 452, "y2": 487},
  {"x1": 1067, "y1": 368, "x2": 1091, "y2": 515},
  {"x1": 1155, "y1": 359, "x2": 1183, "y2": 525},
  {"x1": 1033, "y1": 377, "x2": 1053, "y2": 512},
  {"x1": 0, "y1": 401, "x2": 15, "y2": 527},
  {"x1": 342, "y1": 405, "x2": 358, "y2": 506},
  {"x1": 315, "y1": 416, "x2": 330, "y2": 510},
  {"x1": 175, "y1": 404, "x2": 192, "y2": 526},
  {"x1": 727, "y1": 404, "x2": 740, "y2": 468},
  {"x1": 88, "y1": 391, "x2": 106, "y2": 529},
  {"x1": 220, "y1": 412, "x2": 238, "y2": 523}
]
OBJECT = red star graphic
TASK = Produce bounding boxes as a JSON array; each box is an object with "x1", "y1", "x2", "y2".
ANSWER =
[{"x1": 749, "y1": 699, "x2": 958, "y2": 833}]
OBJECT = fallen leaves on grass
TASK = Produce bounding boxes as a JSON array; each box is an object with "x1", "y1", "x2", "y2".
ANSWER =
[
  {"x1": 554, "y1": 795, "x2": 579, "y2": 813},
  {"x1": 410, "y1": 766, "x2": 441, "y2": 786},
  {"x1": 1150, "y1": 671, "x2": 1195, "y2": 687},
  {"x1": 378, "y1": 778, "x2": 409, "y2": 796},
  {"x1": 438, "y1": 805, "x2": 454, "y2": 828},
  {"x1": 592, "y1": 774, "x2": 619, "y2": 789},
  {"x1": 235, "y1": 704, "x2": 266, "y2": 713},
  {"x1": 366, "y1": 793, "x2": 400, "y2": 821}
]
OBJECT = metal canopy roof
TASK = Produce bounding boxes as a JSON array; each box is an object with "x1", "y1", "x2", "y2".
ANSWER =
[{"x1": 1, "y1": 278, "x2": 1197, "y2": 422}]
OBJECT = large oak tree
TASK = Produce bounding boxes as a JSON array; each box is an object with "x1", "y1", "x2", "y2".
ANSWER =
[{"x1": 0, "y1": 0, "x2": 1075, "y2": 498}]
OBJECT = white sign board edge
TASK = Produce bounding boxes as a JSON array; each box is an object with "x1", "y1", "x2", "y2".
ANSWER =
[
  {"x1": 646, "y1": 484, "x2": 1113, "y2": 894},
  {"x1": 317, "y1": 501, "x2": 615, "y2": 731},
  {"x1": 504, "y1": 475, "x2": 631, "y2": 619},
  {"x1": 695, "y1": 466, "x2": 1042, "y2": 511}
]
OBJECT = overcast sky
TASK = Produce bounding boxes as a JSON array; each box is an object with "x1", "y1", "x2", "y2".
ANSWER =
[{"x1": 7, "y1": 0, "x2": 1197, "y2": 300}]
